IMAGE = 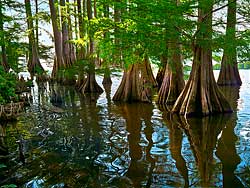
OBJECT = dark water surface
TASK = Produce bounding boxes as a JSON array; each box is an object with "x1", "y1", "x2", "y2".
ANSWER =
[{"x1": 1, "y1": 70, "x2": 250, "y2": 187}]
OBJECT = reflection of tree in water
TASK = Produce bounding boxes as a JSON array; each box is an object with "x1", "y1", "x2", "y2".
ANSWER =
[
  {"x1": 163, "y1": 112, "x2": 189, "y2": 188},
  {"x1": 180, "y1": 115, "x2": 227, "y2": 187},
  {"x1": 216, "y1": 86, "x2": 244, "y2": 188},
  {"x1": 2, "y1": 86, "x2": 106, "y2": 187},
  {"x1": 110, "y1": 103, "x2": 155, "y2": 187}
]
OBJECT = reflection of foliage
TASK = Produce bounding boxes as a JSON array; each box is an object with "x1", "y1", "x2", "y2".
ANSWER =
[{"x1": 0, "y1": 67, "x2": 17, "y2": 104}]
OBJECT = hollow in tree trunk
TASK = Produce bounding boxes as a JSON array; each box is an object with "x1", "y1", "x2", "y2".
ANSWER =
[
  {"x1": 217, "y1": 0, "x2": 241, "y2": 86},
  {"x1": 172, "y1": 0, "x2": 232, "y2": 117}
]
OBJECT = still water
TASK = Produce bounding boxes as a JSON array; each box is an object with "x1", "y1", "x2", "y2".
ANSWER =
[{"x1": 0, "y1": 70, "x2": 250, "y2": 187}]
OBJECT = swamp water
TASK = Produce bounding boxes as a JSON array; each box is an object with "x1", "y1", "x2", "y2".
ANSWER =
[{"x1": 0, "y1": 70, "x2": 250, "y2": 187}]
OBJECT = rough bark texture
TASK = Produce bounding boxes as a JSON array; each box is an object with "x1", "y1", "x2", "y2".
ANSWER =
[
  {"x1": 25, "y1": 0, "x2": 45, "y2": 77},
  {"x1": 0, "y1": 1, "x2": 9, "y2": 72},
  {"x1": 140, "y1": 57, "x2": 158, "y2": 88},
  {"x1": 102, "y1": 68, "x2": 112, "y2": 85},
  {"x1": 49, "y1": 0, "x2": 65, "y2": 79},
  {"x1": 156, "y1": 56, "x2": 167, "y2": 89},
  {"x1": 61, "y1": 0, "x2": 75, "y2": 68},
  {"x1": 113, "y1": 57, "x2": 156, "y2": 103},
  {"x1": 113, "y1": 64, "x2": 142, "y2": 102},
  {"x1": 217, "y1": 0, "x2": 241, "y2": 86},
  {"x1": 77, "y1": 0, "x2": 86, "y2": 59},
  {"x1": 157, "y1": 38, "x2": 184, "y2": 105},
  {"x1": 77, "y1": 0, "x2": 103, "y2": 94},
  {"x1": 78, "y1": 72, "x2": 103, "y2": 93},
  {"x1": 172, "y1": 0, "x2": 232, "y2": 117}
]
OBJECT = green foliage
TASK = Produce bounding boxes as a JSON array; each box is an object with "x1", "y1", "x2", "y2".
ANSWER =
[
  {"x1": 213, "y1": 64, "x2": 221, "y2": 70},
  {"x1": 0, "y1": 67, "x2": 18, "y2": 104}
]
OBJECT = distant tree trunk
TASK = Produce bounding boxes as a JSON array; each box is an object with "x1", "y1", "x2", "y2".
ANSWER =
[
  {"x1": 25, "y1": 0, "x2": 44, "y2": 77},
  {"x1": 157, "y1": 32, "x2": 184, "y2": 105},
  {"x1": 102, "y1": 5, "x2": 112, "y2": 86},
  {"x1": 217, "y1": 0, "x2": 241, "y2": 86},
  {"x1": 113, "y1": 64, "x2": 141, "y2": 102},
  {"x1": 60, "y1": 0, "x2": 75, "y2": 69},
  {"x1": 49, "y1": 0, "x2": 65, "y2": 79},
  {"x1": 102, "y1": 68, "x2": 112, "y2": 85},
  {"x1": 66, "y1": 0, "x2": 76, "y2": 63},
  {"x1": 0, "y1": 3, "x2": 9, "y2": 72},
  {"x1": 78, "y1": 0, "x2": 103, "y2": 93},
  {"x1": 35, "y1": 0, "x2": 39, "y2": 46},
  {"x1": 156, "y1": 55, "x2": 167, "y2": 88},
  {"x1": 140, "y1": 57, "x2": 158, "y2": 88},
  {"x1": 172, "y1": 0, "x2": 232, "y2": 116},
  {"x1": 77, "y1": 0, "x2": 86, "y2": 59},
  {"x1": 113, "y1": 56, "x2": 156, "y2": 103}
]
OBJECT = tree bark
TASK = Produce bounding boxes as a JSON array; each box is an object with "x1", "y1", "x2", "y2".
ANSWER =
[
  {"x1": 77, "y1": 0, "x2": 103, "y2": 93},
  {"x1": 157, "y1": 33, "x2": 184, "y2": 105},
  {"x1": 113, "y1": 64, "x2": 142, "y2": 102},
  {"x1": 61, "y1": 0, "x2": 74, "y2": 68},
  {"x1": 49, "y1": 0, "x2": 65, "y2": 79},
  {"x1": 217, "y1": 0, "x2": 241, "y2": 86},
  {"x1": 156, "y1": 55, "x2": 167, "y2": 89},
  {"x1": 25, "y1": 0, "x2": 44, "y2": 77},
  {"x1": 172, "y1": 0, "x2": 232, "y2": 117}
]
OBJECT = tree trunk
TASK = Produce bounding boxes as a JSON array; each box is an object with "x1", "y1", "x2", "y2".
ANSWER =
[
  {"x1": 49, "y1": 0, "x2": 65, "y2": 79},
  {"x1": 61, "y1": 0, "x2": 74, "y2": 68},
  {"x1": 35, "y1": 0, "x2": 39, "y2": 46},
  {"x1": 172, "y1": 0, "x2": 232, "y2": 117},
  {"x1": 113, "y1": 64, "x2": 141, "y2": 102},
  {"x1": 25, "y1": 0, "x2": 45, "y2": 77},
  {"x1": 77, "y1": 0, "x2": 86, "y2": 59},
  {"x1": 140, "y1": 57, "x2": 158, "y2": 88},
  {"x1": 66, "y1": 0, "x2": 76, "y2": 63},
  {"x1": 157, "y1": 34, "x2": 184, "y2": 105},
  {"x1": 217, "y1": 0, "x2": 241, "y2": 86},
  {"x1": 102, "y1": 68, "x2": 112, "y2": 85},
  {"x1": 0, "y1": 0, "x2": 9, "y2": 72},
  {"x1": 156, "y1": 55, "x2": 167, "y2": 89},
  {"x1": 77, "y1": 0, "x2": 103, "y2": 94}
]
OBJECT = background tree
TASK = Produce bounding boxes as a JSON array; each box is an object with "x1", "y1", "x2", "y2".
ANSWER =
[
  {"x1": 217, "y1": 0, "x2": 242, "y2": 86},
  {"x1": 24, "y1": 0, "x2": 45, "y2": 78}
]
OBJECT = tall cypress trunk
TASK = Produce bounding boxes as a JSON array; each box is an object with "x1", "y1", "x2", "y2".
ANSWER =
[
  {"x1": 113, "y1": 64, "x2": 141, "y2": 102},
  {"x1": 113, "y1": 59, "x2": 155, "y2": 102},
  {"x1": 157, "y1": 0, "x2": 184, "y2": 105},
  {"x1": 49, "y1": 0, "x2": 65, "y2": 79},
  {"x1": 172, "y1": 0, "x2": 232, "y2": 117},
  {"x1": 78, "y1": 0, "x2": 103, "y2": 93},
  {"x1": 60, "y1": 0, "x2": 75, "y2": 69},
  {"x1": 35, "y1": 0, "x2": 39, "y2": 46},
  {"x1": 0, "y1": 2, "x2": 9, "y2": 73},
  {"x1": 25, "y1": 0, "x2": 44, "y2": 77},
  {"x1": 156, "y1": 55, "x2": 167, "y2": 88},
  {"x1": 217, "y1": 0, "x2": 241, "y2": 86}
]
